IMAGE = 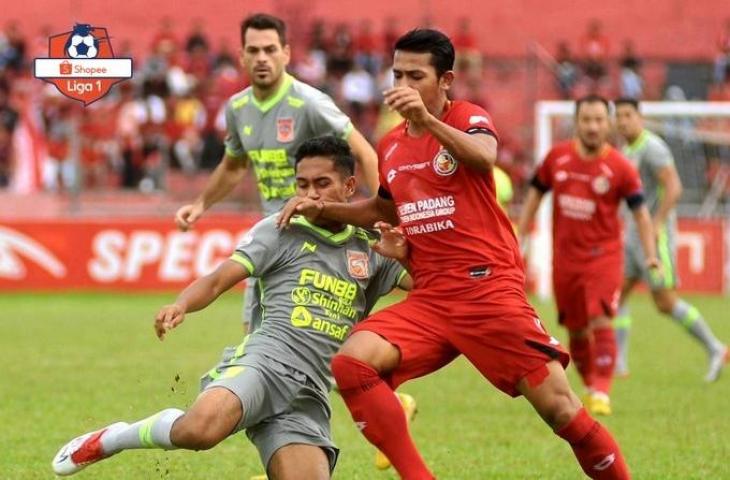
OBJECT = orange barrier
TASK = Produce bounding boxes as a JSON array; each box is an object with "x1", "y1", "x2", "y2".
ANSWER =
[{"x1": 0, "y1": 216, "x2": 726, "y2": 293}]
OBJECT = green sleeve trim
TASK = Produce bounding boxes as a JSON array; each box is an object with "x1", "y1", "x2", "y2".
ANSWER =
[
  {"x1": 230, "y1": 253, "x2": 255, "y2": 275},
  {"x1": 396, "y1": 268, "x2": 408, "y2": 287},
  {"x1": 341, "y1": 122, "x2": 354, "y2": 140},
  {"x1": 225, "y1": 147, "x2": 246, "y2": 160},
  {"x1": 231, "y1": 94, "x2": 250, "y2": 110},
  {"x1": 287, "y1": 95, "x2": 305, "y2": 108}
]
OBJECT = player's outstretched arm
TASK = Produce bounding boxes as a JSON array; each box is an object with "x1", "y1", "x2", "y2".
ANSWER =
[
  {"x1": 154, "y1": 260, "x2": 249, "y2": 340},
  {"x1": 383, "y1": 86, "x2": 497, "y2": 173},
  {"x1": 175, "y1": 154, "x2": 249, "y2": 231},
  {"x1": 277, "y1": 194, "x2": 398, "y2": 230},
  {"x1": 347, "y1": 128, "x2": 380, "y2": 195}
]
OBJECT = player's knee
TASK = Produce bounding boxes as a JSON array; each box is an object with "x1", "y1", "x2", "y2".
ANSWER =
[
  {"x1": 337, "y1": 331, "x2": 400, "y2": 374},
  {"x1": 172, "y1": 412, "x2": 226, "y2": 450},
  {"x1": 654, "y1": 296, "x2": 674, "y2": 315},
  {"x1": 548, "y1": 390, "x2": 582, "y2": 429}
]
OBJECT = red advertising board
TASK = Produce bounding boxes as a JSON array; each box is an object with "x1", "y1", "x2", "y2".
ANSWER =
[
  {"x1": 0, "y1": 216, "x2": 727, "y2": 293},
  {"x1": 675, "y1": 218, "x2": 726, "y2": 293},
  {"x1": 0, "y1": 216, "x2": 258, "y2": 291}
]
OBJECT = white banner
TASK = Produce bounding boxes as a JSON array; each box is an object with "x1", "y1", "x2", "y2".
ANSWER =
[{"x1": 34, "y1": 58, "x2": 132, "y2": 78}]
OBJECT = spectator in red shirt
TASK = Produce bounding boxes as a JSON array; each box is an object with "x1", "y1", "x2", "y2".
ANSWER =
[
  {"x1": 580, "y1": 20, "x2": 610, "y2": 88},
  {"x1": 714, "y1": 18, "x2": 730, "y2": 84}
]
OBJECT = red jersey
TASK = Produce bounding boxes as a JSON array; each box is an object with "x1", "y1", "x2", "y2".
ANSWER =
[
  {"x1": 377, "y1": 100, "x2": 523, "y2": 292},
  {"x1": 534, "y1": 141, "x2": 643, "y2": 269}
]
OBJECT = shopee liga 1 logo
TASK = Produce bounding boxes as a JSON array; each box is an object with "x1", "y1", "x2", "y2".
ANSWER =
[{"x1": 33, "y1": 23, "x2": 132, "y2": 106}]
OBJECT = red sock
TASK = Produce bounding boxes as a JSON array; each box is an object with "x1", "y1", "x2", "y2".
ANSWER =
[
  {"x1": 569, "y1": 335, "x2": 594, "y2": 389},
  {"x1": 557, "y1": 408, "x2": 630, "y2": 479},
  {"x1": 592, "y1": 327, "x2": 617, "y2": 394},
  {"x1": 331, "y1": 354, "x2": 434, "y2": 480}
]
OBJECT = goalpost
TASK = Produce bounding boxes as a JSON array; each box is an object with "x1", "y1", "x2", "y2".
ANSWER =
[{"x1": 530, "y1": 100, "x2": 730, "y2": 300}]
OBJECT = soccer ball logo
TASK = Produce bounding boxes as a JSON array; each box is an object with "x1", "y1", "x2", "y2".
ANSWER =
[{"x1": 65, "y1": 24, "x2": 99, "y2": 59}]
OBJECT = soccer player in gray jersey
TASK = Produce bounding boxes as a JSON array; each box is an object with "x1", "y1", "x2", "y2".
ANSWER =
[
  {"x1": 614, "y1": 98, "x2": 727, "y2": 382},
  {"x1": 52, "y1": 136, "x2": 411, "y2": 479},
  {"x1": 173, "y1": 13, "x2": 379, "y2": 333}
]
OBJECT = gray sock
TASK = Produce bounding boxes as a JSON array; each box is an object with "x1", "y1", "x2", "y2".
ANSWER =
[
  {"x1": 671, "y1": 300, "x2": 723, "y2": 355},
  {"x1": 614, "y1": 305, "x2": 632, "y2": 373},
  {"x1": 101, "y1": 408, "x2": 184, "y2": 454}
]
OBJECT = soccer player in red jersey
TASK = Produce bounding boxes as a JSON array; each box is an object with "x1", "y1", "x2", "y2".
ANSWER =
[
  {"x1": 279, "y1": 30, "x2": 630, "y2": 480},
  {"x1": 517, "y1": 95, "x2": 659, "y2": 416}
]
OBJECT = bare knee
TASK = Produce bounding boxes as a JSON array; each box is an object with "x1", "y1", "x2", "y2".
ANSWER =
[
  {"x1": 336, "y1": 331, "x2": 400, "y2": 374},
  {"x1": 520, "y1": 361, "x2": 582, "y2": 429},
  {"x1": 653, "y1": 292, "x2": 675, "y2": 315},
  {"x1": 545, "y1": 389, "x2": 582, "y2": 429},
  {"x1": 170, "y1": 389, "x2": 241, "y2": 450},
  {"x1": 170, "y1": 413, "x2": 223, "y2": 450}
]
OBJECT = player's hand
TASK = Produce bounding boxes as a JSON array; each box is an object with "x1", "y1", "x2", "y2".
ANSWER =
[
  {"x1": 277, "y1": 197, "x2": 323, "y2": 229},
  {"x1": 154, "y1": 304, "x2": 185, "y2": 340},
  {"x1": 646, "y1": 256, "x2": 664, "y2": 283},
  {"x1": 371, "y1": 221, "x2": 408, "y2": 261},
  {"x1": 383, "y1": 87, "x2": 432, "y2": 126},
  {"x1": 175, "y1": 203, "x2": 205, "y2": 232}
]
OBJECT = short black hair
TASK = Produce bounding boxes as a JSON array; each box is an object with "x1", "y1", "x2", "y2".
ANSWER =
[
  {"x1": 614, "y1": 97, "x2": 640, "y2": 111},
  {"x1": 241, "y1": 13, "x2": 287, "y2": 46},
  {"x1": 575, "y1": 94, "x2": 610, "y2": 116},
  {"x1": 295, "y1": 136, "x2": 355, "y2": 178},
  {"x1": 394, "y1": 28, "x2": 455, "y2": 77}
]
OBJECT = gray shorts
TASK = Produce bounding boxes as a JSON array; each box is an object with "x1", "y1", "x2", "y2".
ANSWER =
[
  {"x1": 200, "y1": 348, "x2": 338, "y2": 473},
  {"x1": 624, "y1": 228, "x2": 678, "y2": 290},
  {"x1": 242, "y1": 277, "x2": 263, "y2": 330}
]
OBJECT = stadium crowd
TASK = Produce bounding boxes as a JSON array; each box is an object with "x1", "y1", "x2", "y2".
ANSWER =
[{"x1": 0, "y1": 17, "x2": 728, "y2": 194}]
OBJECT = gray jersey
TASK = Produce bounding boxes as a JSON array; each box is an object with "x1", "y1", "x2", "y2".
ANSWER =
[
  {"x1": 230, "y1": 215, "x2": 405, "y2": 391},
  {"x1": 224, "y1": 74, "x2": 354, "y2": 215},
  {"x1": 622, "y1": 129, "x2": 677, "y2": 241}
]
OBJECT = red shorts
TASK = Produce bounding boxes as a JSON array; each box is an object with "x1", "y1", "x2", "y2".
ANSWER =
[
  {"x1": 352, "y1": 284, "x2": 569, "y2": 397},
  {"x1": 553, "y1": 261, "x2": 622, "y2": 331}
]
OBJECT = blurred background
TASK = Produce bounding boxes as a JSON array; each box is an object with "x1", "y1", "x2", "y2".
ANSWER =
[{"x1": 1, "y1": 0, "x2": 729, "y2": 292}]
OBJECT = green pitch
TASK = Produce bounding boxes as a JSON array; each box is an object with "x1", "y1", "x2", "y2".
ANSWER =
[{"x1": 2, "y1": 291, "x2": 728, "y2": 479}]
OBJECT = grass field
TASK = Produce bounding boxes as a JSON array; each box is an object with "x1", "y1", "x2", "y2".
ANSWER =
[{"x1": 1, "y1": 291, "x2": 728, "y2": 479}]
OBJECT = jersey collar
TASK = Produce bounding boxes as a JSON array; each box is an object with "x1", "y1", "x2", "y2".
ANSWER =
[
  {"x1": 250, "y1": 73, "x2": 294, "y2": 113},
  {"x1": 573, "y1": 140, "x2": 611, "y2": 160},
  {"x1": 290, "y1": 215, "x2": 355, "y2": 245},
  {"x1": 625, "y1": 129, "x2": 649, "y2": 154}
]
